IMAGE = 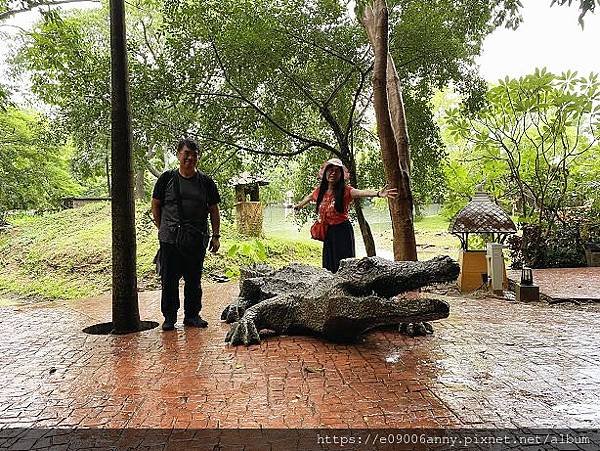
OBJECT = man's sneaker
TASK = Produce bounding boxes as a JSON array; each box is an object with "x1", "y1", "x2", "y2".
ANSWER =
[
  {"x1": 162, "y1": 319, "x2": 175, "y2": 331},
  {"x1": 183, "y1": 316, "x2": 208, "y2": 328}
]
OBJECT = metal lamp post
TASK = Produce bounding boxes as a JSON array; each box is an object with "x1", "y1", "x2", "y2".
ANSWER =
[{"x1": 520, "y1": 267, "x2": 533, "y2": 286}]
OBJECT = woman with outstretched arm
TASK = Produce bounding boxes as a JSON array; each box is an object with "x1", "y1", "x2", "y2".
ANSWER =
[{"x1": 294, "y1": 158, "x2": 397, "y2": 272}]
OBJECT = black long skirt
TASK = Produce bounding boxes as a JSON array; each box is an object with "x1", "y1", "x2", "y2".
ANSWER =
[{"x1": 323, "y1": 220, "x2": 355, "y2": 273}]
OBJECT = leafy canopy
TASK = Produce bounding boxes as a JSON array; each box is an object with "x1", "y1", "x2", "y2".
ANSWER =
[
  {"x1": 0, "y1": 107, "x2": 82, "y2": 212},
  {"x1": 444, "y1": 69, "x2": 600, "y2": 221}
]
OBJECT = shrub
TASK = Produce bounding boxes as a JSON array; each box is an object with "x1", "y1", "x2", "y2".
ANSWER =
[{"x1": 508, "y1": 222, "x2": 587, "y2": 269}]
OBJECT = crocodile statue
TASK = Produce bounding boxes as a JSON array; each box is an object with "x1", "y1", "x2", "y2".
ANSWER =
[{"x1": 222, "y1": 255, "x2": 459, "y2": 346}]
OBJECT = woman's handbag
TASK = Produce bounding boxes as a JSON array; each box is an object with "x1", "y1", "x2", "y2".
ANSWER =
[{"x1": 310, "y1": 219, "x2": 328, "y2": 241}]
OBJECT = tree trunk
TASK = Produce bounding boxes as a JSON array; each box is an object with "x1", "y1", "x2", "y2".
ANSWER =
[
  {"x1": 110, "y1": 0, "x2": 141, "y2": 333},
  {"x1": 134, "y1": 167, "x2": 145, "y2": 199},
  {"x1": 386, "y1": 54, "x2": 410, "y2": 172},
  {"x1": 343, "y1": 148, "x2": 376, "y2": 256},
  {"x1": 105, "y1": 155, "x2": 111, "y2": 197},
  {"x1": 385, "y1": 53, "x2": 417, "y2": 261},
  {"x1": 146, "y1": 162, "x2": 162, "y2": 178},
  {"x1": 145, "y1": 145, "x2": 162, "y2": 178},
  {"x1": 163, "y1": 146, "x2": 170, "y2": 171},
  {"x1": 361, "y1": 0, "x2": 417, "y2": 261},
  {"x1": 354, "y1": 203, "x2": 376, "y2": 256}
]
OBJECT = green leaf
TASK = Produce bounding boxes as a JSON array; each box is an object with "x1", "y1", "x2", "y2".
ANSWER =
[{"x1": 227, "y1": 244, "x2": 239, "y2": 257}]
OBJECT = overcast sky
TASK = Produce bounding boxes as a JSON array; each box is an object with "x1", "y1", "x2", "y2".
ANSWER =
[
  {"x1": 1, "y1": 0, "x2": 599, "y2": 101},
  {"x1": 477, "y1": 0, "x2": 600, "y2": 81}
]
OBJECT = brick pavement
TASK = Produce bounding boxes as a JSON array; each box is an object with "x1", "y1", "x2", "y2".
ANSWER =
[
  {"x1": 1, "y1": 282, "x2": 600, "y2": 446},
  {"x1": 508, "y1": 267, "x2": 600, "y2": 302}
]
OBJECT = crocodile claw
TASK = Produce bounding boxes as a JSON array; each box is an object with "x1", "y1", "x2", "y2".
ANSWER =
[
  {"x1": 225, "y1": 318, "x2": 261, "y2": 346},
  {"x1": 399, "y1": 322, "x2": 434, "y2": 336},
  {"x1": 221, "y1": 303, "x2": 243, "y2": 323}
]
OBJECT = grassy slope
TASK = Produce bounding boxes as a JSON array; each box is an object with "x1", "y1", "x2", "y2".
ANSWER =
[
  {"x1": 0, "y1": 204, "x2": 459, "y2": 302},
  {"x1": 0, "y1": 202, "x2": 321, "y2": 301}
]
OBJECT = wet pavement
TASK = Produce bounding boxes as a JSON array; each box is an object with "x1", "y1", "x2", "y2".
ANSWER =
[
  {"x1": 1, "y1": 282, "x2": 600, "y2": 444},
  {"x1": 508, "y1": 267, "x2": 600, "y2": 302}
]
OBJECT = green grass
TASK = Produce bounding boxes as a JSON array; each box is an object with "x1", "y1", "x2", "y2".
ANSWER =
[
  {"x1": 0, "y1": 204, "x2": 458, "y2": 303},
  {"x1": 415, "y1": 215, "x2": 451, "y2": 232},
  {"x1": 414, "y1": 215, "x2": 461, "y2": 260},
  {"x1": 0, "y1": 203, "x2": 321, "y2": 302},
  {"x1": 363, "y1": 214, "x2": 460, "y2": 260}
]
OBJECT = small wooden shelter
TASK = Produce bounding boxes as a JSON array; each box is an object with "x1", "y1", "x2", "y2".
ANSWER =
[
  {"x1": 449, "y1": 187, "x2": 516, "y2": 292},
  {"x1": 231, "y1": 173, "x2": 269, "y2": 236}
]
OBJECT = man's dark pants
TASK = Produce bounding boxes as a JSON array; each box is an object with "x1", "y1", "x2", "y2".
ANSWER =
[{"x1": 159, "y1": 241, "x2": 206, "y2": 321}]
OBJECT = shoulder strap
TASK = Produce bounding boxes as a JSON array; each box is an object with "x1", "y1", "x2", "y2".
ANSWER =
[
  {"x1": 196, "y1": 171, "x2": 206, "y2": 194},
  {"x1": 172, "y1": 170, "x2": 186, "y2": 223}
]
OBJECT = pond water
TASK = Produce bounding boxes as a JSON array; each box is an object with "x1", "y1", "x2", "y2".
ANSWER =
[{"x1": 262, "y1": 204, "x2": 395, "y2": 259}]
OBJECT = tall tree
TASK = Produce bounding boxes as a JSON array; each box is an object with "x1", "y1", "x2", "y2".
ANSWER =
[
  {"x1": 360, "y1": 0, "x2": 417, "y2": 260},
  {"x1": 109, "y1": 0, "x2": 140, "y2": 333},
  {"x1": 162, "y1": 0, "x2": 526, "y2": 257},
  {"x1": 14, "y1": 4, "x2": 245, "y2": 207},
  {"x1": 357, "y1": 0, "x2": 520, "y2": 259},
  {"x1": 164, "y1": 0, "x2": 381, "y2": 254},
  {"x1": 0, "y1": 107, "x2": 81, "y2": 213}
]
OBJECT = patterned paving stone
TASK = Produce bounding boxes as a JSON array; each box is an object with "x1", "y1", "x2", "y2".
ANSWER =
[
  {"x1": 508, "y1": 267, "x2": 600, "y2": 301},
  {"x1": 1, "y1": 281, "x2": 600, "y2": 437}
]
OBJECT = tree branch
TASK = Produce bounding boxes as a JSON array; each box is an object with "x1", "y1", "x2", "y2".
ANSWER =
[
  {"x1": 192, "y1": 132, "x2": 332, "y2": 157},
  {"x1": 146, "y1": 161, "x2": 161, "y2": 178},
  {"x1": 344, "y1": 65, "x2": 370, "y2": 141},
  {"x1": 324, "y1": 66, "x2": 358, "y2": 107},
  {"x1": 211, "y1": 41, "x2": 337, "y2": 154},
  {"x1": 278, "y1": 65, "x2": 322, "y2": 109},
  {"x1": 276, "y1": 24, "x2": 365, "y2": 68},
  {"x1": 140, "y1": 19, "x2": 158, "y2": 64},
  {"x1": 0, "y1": 0, "x2": 100, "y2": 20}
]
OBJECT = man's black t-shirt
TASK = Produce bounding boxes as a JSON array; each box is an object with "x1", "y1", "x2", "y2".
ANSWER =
[{"x1": 152, "y1": 170, "x2": 221, "y2": 244}]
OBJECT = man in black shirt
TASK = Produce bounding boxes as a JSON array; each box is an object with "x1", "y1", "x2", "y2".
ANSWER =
[{"x1": 151, "y1": 138, "x2": 221, "y2": 331}]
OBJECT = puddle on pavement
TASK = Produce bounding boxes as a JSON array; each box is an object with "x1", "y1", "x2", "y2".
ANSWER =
[
  {"x1": 385, "y1": 352, "x2": 401, "y2": 364},
  {"x1": 384, "y1": 348, "x2": 407, "y2": 364}
]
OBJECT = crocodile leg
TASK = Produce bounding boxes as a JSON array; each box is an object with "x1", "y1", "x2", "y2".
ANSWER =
[
  {"x1": 225, "y1": 295, "x2": 298, "y2": 346},
  {"x1": 220, "y1": 297, "x2": 257, "y2": 323}
]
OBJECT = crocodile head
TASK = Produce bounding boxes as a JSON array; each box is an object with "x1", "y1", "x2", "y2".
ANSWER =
[{"x1": 335, "y1": 255, "x2": 459, "y2": 297}]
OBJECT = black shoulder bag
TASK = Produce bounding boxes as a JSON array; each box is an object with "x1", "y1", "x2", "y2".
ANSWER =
[{"x1": 173, "y1": 172, "x2": 209, "y2": 256}]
